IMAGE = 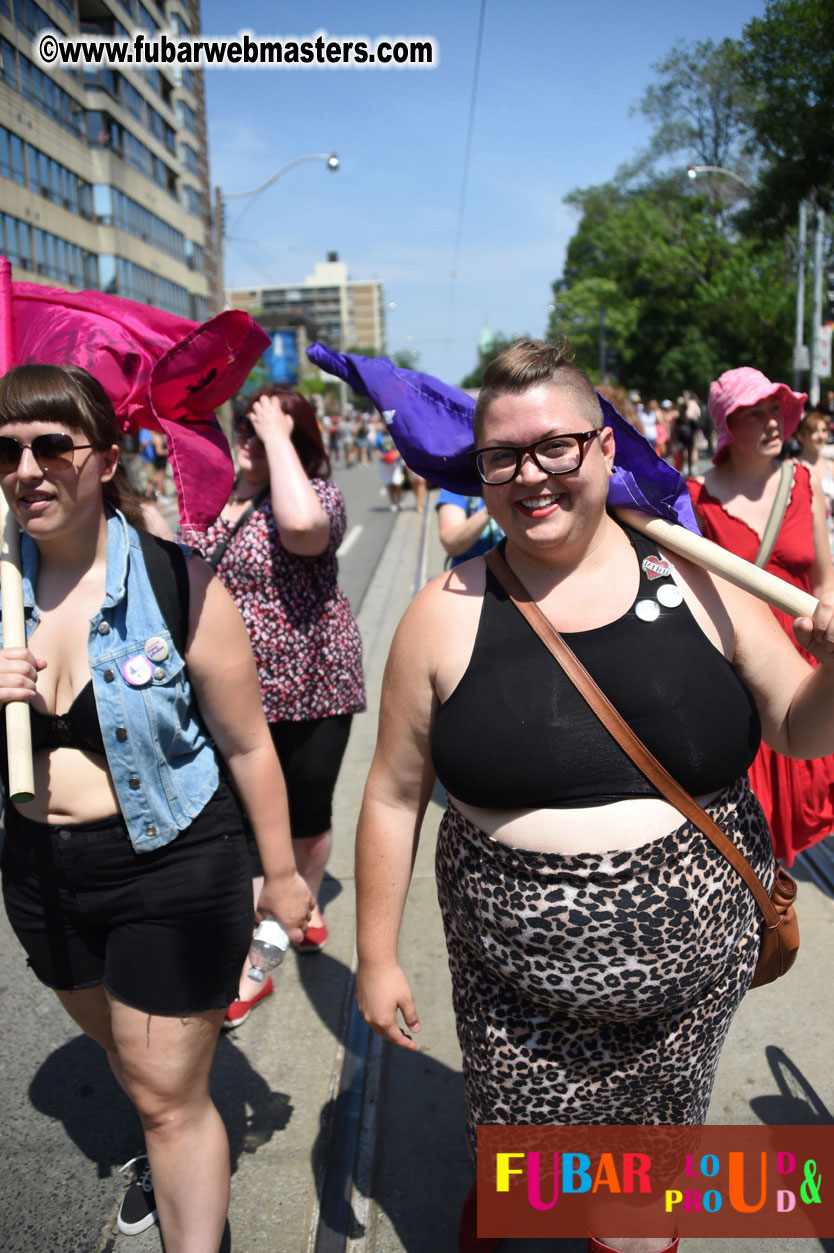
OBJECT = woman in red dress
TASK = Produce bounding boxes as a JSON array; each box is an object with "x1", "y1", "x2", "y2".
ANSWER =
[{"x1": 688, "y1": 367, "x2": 834, "y2": 863}]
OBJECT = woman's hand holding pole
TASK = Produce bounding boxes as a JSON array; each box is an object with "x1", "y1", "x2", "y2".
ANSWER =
[{"x1": 0, "y1": 493, "x2": 34, "y2": 802}]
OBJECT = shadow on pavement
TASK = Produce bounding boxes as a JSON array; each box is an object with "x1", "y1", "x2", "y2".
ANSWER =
[
  {"x1": 28, "y1": 1026, "x2": 296, "y2": 1183},
  {"x1": 749, "y1": 1045, "x2": 833, "y2": 1125}
]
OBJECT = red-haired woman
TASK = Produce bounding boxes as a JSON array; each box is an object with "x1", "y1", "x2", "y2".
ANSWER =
[{"x1": 193, "y1": 389, "x2": 366, "y2": 1025}]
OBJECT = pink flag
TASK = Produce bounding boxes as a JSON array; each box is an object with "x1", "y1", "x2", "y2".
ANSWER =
[{"x1": 2, "y1": 268, "x2": 269, "y2": 529}]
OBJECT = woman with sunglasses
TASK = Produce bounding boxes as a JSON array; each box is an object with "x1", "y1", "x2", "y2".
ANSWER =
[
  {"x1": 0, "y1": 364, "x2": 313, "y2": 1252},
  {"x1": 355, "y1": 340, "x2": 834, "y2": 1253},
  {"x1": 688, "y1": 368, "x2": 834, "y2": 865},
  {"x1": 192, "y1": 388, "x2": 365, "y2": 1026}
]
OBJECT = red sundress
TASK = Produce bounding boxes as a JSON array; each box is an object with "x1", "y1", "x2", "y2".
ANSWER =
[{"x1": 688, "y1": 464, "x2": 834, "y2": 863}]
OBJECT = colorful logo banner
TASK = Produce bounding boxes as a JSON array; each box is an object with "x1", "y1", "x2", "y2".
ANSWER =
[{"x1": 477, "y1": 1125, "x2": 832, "y2": 1238}]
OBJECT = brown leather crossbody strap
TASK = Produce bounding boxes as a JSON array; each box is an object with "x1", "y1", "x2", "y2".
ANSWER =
[{"x1": 484, "y1": 546, "x2": 780, "y2": 929}]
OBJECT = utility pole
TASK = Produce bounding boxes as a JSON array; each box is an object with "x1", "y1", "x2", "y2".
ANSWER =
[
  {"x1": 793, "y1": 200, "x2": 808, "y2": 391},
  {"x1": 809, "y1": 203, "x2": 826, "y2": 407},
  {"x1": 598, "y1": 308, "x2": 606, "y2": 383}
]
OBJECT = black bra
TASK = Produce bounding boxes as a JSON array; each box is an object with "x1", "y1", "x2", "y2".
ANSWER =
[{"x1": 29, "y1": 681, "x2": 106, "y2": 756}]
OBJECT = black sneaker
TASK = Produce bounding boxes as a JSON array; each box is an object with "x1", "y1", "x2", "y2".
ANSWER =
[{"x1": 117, "y1": 1154, "x2": 158, "y2": 1236}]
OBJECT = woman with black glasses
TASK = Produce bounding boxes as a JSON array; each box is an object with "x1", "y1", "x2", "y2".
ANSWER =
[
  {"x1": 192, "y1": 389, "x2": 365, "y2": 1025},
  {"x1": 0, "y1": 364, "x2": 313, "y2": 1251},
  {"x1": 355, "y1": 339, "x2": 834, "y2": 1253}
]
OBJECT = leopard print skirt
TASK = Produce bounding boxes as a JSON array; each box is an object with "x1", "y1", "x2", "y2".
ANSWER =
[{"x1": 434, "y1": 777, "x2": 774, "y2": 1157}]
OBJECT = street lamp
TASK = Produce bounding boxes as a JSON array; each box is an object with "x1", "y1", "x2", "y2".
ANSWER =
[
  {"x1": 213, "y1": 152, "x2": 340, "y2": 311},
  {"x1": 686, "y1": 164, "x2": 753, "y2": 192}
]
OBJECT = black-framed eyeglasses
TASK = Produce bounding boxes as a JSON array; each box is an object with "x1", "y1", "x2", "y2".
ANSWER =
[
  {"x1": 0, "y1": 433, "x2": 94, "y2": 474},
  {"x1": 468, "y1": 429, "x2": 603, "y2": 486}
]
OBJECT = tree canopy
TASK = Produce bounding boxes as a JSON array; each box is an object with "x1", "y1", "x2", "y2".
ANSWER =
[
  {"x1": 538, "y1": 1, "x2": 831, "y2": 400},
  {"x1": 741, "y1": 0, "x2": 834, "y2": 227}
]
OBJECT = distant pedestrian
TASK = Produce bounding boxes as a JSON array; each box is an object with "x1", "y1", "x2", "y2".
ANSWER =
[
  {"x1": 327, "y1": 414, "x2": 342, "y2": 466},
  {"x1": 375, "y1": 427, "x2": 404, "y2": 510},
  {"x1": 151, "y1": 429, "x2": 170, "y2": 502},
  {"x1": 796, "y1": 411, "x2": 834, "y2": 558}
]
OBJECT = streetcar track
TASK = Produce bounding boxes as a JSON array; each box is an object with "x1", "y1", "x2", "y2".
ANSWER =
[{"x1": 310, "y1": 503, "x2": 433, "y2": 1253}]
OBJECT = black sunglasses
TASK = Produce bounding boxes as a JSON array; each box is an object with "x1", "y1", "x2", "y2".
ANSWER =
[
  {"x1": 468, "y1": 429, "x2": 602, "y2": 486},
  {"x1": 234, "y1": 419, "x2": 261, "y2": 442},
  {"x1": 0, "y1": 433, "x2": 94, "y2": 473}
]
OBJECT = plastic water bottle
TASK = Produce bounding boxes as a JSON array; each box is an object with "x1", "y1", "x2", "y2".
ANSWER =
[{"x1": 247, "y1": 919, "x2": 290, "y2": 983}]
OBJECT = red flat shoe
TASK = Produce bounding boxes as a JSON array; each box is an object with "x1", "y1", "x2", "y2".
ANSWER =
[
  {"x1": 298, "y1": 918, "x2": 328, "y2": 952},
  {"x1": 221, "y1": 975, "x2": 274, "y2": 1029}
]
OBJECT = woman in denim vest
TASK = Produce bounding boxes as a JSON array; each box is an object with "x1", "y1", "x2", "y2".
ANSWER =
[{"x1": 0, "y1": 364, "x2": 312, "y2": 1252}]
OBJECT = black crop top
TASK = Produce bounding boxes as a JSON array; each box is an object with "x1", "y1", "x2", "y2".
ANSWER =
[{"x1": 431, "y1": 526, "x2": 761, "y2": 808}]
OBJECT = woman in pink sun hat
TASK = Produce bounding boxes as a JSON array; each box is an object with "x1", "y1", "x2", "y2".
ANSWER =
[{"x1": 689, "y1": 366, "x2": 834, "y2": 863}]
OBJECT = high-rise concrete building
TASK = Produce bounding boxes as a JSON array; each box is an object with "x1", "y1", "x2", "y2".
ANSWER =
[
  {"x1": 228, "y1": 252, "x2": 386, "y2": 357},
  {"x1": 0, "y1": 0, "x2": 216, "y2": 319}
]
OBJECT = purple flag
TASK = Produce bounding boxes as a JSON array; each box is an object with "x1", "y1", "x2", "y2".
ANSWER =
[{"x1": 307, "y1": 344, "x2": 700, "y2": 532}]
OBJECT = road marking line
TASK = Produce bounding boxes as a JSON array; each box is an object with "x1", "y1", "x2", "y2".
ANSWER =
[{"x1": 338, "y1": 525, "x2": 363, "y2": 556}]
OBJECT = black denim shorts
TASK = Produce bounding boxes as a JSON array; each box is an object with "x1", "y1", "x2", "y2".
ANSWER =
[{"x1": 1, "y1": 783, "x2": 253, "y2": 1015}]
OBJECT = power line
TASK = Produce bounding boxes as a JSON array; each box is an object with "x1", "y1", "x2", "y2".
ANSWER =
[{"x1": 446, "y1": 0, "x2": 487, "y2": 355}]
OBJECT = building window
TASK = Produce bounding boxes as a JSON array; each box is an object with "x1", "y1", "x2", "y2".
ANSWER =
[
  {"x1": 18, "y1": 52, "x2": 84, "y2": 136},
  {"x1": 0, "y1": 127, "x2": 25, "y2": 184},
  {"x1": 0, "y1": 38, "x2": 17, "y2": 90},
  {"x1": 180, "y1": 141, "x2": 199, "y2": 175},
  {"x1": 12, "y1": 0, "x2": 53, "y2": 40},
  {"x1": 176, "y1": 99, "x2": 197, "y2": 135}
]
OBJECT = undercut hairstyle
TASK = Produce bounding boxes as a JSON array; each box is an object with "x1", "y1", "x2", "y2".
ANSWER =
[
  {"x1": 245, "y1": 387, "x2": 330, "y2": 479},
  {"x1": 472, "y1": 337, "x2": 603, "y2": 443},
  {"x1": 0, "y1": 363, "x2": 145, "y2": 527}
]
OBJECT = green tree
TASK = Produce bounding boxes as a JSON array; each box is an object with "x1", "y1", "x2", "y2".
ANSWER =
[
  {"x1": 636, "y1": 37, "x2": 754, "y2": 175},
  {"x1": 460, "y1": 333, "x2": 531, "y2": 389},
  {"x1": 740, "y1": 0, "x2": 834, "y2": 227},
  {"x1": 549, "y1": 175, "x2": 794, "y2": 397}
]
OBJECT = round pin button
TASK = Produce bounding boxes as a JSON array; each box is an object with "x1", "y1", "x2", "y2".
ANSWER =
[
  {"x1": 122, "y1": 655, "x2": 154, "y2": 687},
  {"x1": 635, "y1": 599, "x2": 661, "y2": 623},
  {"x1": 144, "y1": 636, "x2": 169, "y2": 662},
  {"x1": 656, "y1": 584, "x2": 683, "y2": 608}
]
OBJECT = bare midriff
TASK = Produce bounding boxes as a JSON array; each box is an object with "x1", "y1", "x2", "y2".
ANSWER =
[
  {"x1": 448, "y1": 789, "x2": 724, "y2": 855},
  {"x1": 14, "y1": 746, "x2": 119, "y2": 825}
]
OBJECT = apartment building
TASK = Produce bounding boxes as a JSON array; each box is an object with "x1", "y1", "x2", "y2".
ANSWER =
[
  {"x1": 228, "y1": 252, "x2": 386, "y2": 356},
  {"x1": 0, "y1": 0, "x2": 216, "y2": 320}
]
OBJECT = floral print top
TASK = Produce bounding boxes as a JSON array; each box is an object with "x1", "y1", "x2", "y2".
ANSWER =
[{"x1": 194, "y1": 478, "x2": 366, "y2": 723}]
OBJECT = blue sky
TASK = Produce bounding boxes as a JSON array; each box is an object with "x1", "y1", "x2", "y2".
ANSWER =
[{"x1": 201, "y1": 0, "x2": 766, "y2": 386}]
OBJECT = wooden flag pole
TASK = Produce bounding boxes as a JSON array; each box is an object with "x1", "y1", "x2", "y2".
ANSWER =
[
  {"x1": 0, "y1": 495, "x2": 34, "y2": 802},
  {"x1": 0, "y1": 254, "x2": 34, "y2": 802},
  {"x1": 615, "y1": 507, "x2": 818, "y2": 621}
]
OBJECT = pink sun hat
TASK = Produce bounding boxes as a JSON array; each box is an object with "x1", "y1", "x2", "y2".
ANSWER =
[{"x1": 709, "y1": 367, "x2": 807, "y2": 463}]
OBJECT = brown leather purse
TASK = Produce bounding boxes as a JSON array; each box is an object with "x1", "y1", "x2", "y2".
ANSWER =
[{"x1": 484, "y1": 547, "x2": 799, "y2": 988}]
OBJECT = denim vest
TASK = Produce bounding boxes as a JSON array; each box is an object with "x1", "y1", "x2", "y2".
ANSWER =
[{"x1": 7, "y1": 509, "x2": 219, "y2": 853}]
